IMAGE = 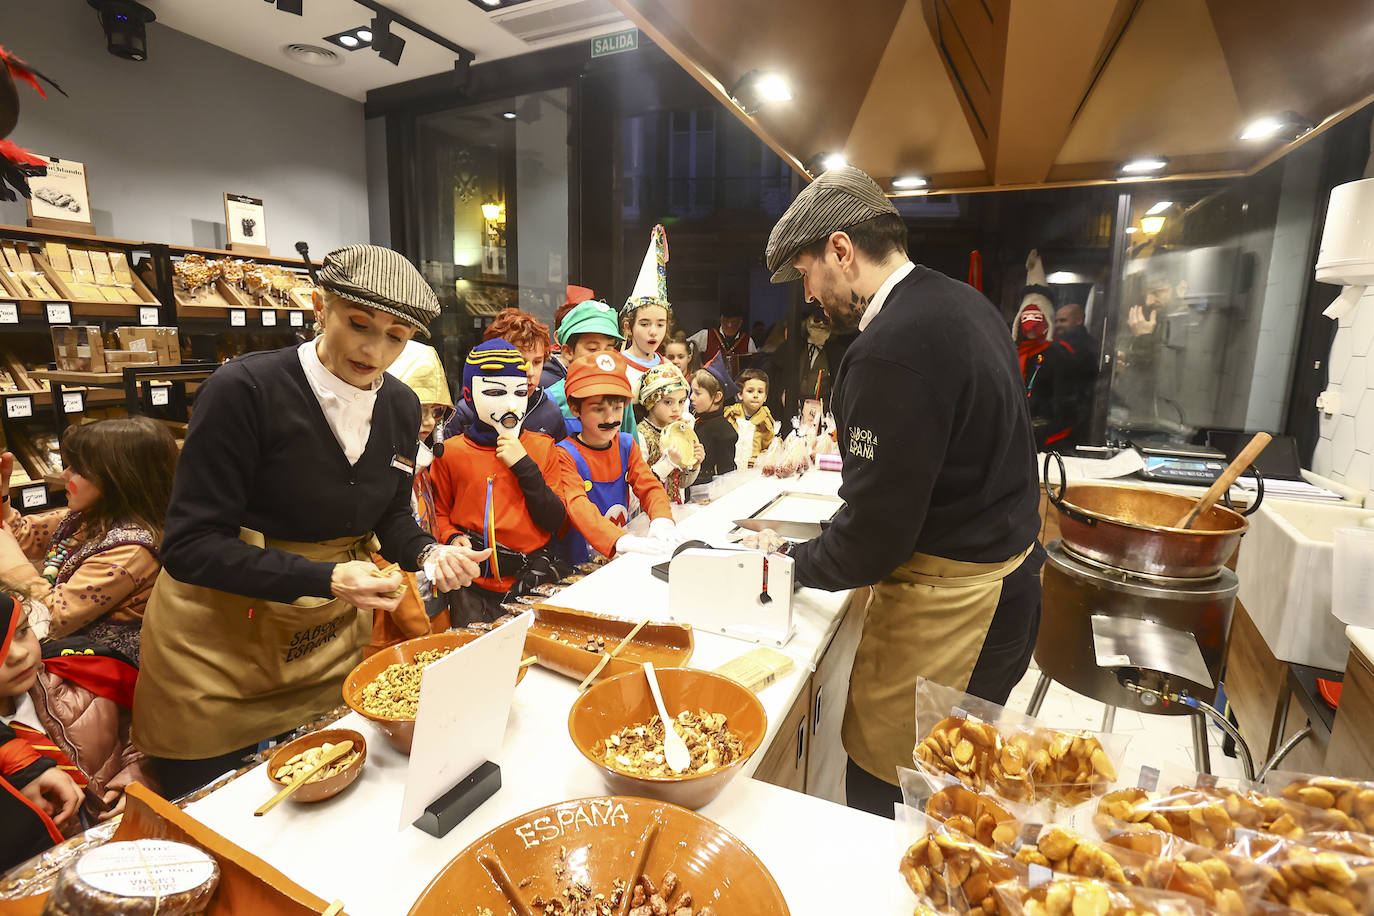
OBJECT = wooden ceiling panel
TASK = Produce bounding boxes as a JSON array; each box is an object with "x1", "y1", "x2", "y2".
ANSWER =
[
  {"x1": 1056, "y1": 0, "x2": 1242, "y2": 165},
  {"x1": 845, "y1": 0, "x2": 987, "y2": 183}
]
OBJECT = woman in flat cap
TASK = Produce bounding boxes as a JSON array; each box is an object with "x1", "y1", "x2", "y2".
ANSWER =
[{"x1": 133, "y1": 245, "x2": 488, "y2": 796}]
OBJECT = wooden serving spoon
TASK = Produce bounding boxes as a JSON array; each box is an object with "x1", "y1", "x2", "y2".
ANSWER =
[
  {"x1": 255, "y1": 740, "x2": 354, "y2": 816},
  {"x1": 1173, "y1": 432, "x2": 1271, "y2": 530}
]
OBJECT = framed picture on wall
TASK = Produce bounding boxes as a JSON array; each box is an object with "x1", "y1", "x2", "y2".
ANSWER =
[
  {"x1": 26, "y1": 155, "x2": 95, "y2": 234},
  {"x1": 224, "y1": 193, "x2": 270, "y2": 255}
]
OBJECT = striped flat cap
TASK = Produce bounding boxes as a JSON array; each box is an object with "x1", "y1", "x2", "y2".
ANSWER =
[
  {"x1": 316, "y1": 244, "x2": 441, "y2": 337},
  {"x1": 765, "y1": 166, "x2": 899, "y2": 283}
]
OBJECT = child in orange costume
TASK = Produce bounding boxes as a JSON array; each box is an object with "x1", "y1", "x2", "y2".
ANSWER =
[{"x1": 552, "y1": 353, "x2": 678, "y2": 564}]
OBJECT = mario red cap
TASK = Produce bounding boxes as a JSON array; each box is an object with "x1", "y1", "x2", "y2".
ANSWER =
[{"x1": 565, "y1": 352, "x2": 632, "y2": 399}]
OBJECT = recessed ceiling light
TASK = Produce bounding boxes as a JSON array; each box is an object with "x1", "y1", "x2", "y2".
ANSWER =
[
  {"x1": 482, "y1": 0, "x2": 501, "y2": 6},
  {"x1": 892, "y1": 175, "x2": 928, "y2": 190},
  {"x1": 1120, "y1": 157, "x2": 1168, "y2": 174},
  {"x1": 754, "y1": 73, "x2": 792, "y2": 103},
  {"x1": 1238, "y1": 111, "x2": 1312, "y2": 142},
  {"x1": 502, "y1": 111, "x2": 517, "y2": 120},
  {"x1": 338, "y1": 34, "x2": 358, "y2": 47},
  {"x1": 1146, "y1": 201, "x2": 1172, "y2": 215},
  {"x1": 821, "y1": 153, "x2": 847, "y2": 170},
  {"x1": 1125, "y1": 226, "x2": 1139, "y2": 234},
  {"x1": 356, "y1": 28, "x2": 372, "y2": 41},
  {"x1": 324, "y1": 27, "x2": 372, "y2": 50},
  {"x1": 1140, "y1": 215, "x2": 1166, "y2": 234},
  {"x1": 1046, "y1": 271, "x2": 1084, "y2": 284}
]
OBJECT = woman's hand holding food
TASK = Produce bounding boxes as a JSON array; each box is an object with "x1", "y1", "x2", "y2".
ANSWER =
[
  {"x1": 424, "y1": 544, "x2": 490, "y2": 592},
  {"x1": 331, "y1": 560, "x2": 404, "y2": 613}
]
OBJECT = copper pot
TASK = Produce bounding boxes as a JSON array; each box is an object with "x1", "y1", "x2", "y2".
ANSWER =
[{"x1": 1044, "y1": 454, "x2": 1261, "y2": 579}]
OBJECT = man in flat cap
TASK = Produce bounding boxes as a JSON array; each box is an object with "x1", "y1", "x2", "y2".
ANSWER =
[{"x1": 760, "y1": 167, "x2": 1044, "y2": 817}]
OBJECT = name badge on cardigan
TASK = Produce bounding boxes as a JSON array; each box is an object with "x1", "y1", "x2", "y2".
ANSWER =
[{"x1": 391, "y1": 454, "x2": 416, "y2": 475}]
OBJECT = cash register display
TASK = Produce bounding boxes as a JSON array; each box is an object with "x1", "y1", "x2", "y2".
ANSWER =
[{"x1": 1142, "y1": 455, "x2": 1226, "y2": 483}]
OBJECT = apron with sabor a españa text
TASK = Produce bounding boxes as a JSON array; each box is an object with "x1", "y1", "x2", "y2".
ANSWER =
[
  {"x1": 133, "y1": 530, "x2": 373, "y2": 760},
  {"x1": 841, "y1": 544, "x2": 1034, "y2": 786}
]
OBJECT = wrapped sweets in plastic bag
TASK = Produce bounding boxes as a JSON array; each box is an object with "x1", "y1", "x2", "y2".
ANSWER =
[
  {"x1": 911, "y1": 678, "x2": 1130, "y2": 808},
  {"x1": 1260, "y1": 770, "x2": 1374, "y2": 837},
  {"x1": 899, "y1": 766, "x2": 1029, "y2": 852},
  {"x1": 992, "y1": 878, "x2": 1209, "y2": 916},
  {"x1": 756, "y1": 437, "x2": 784, "y2": 476},
  {"x1": 1225, "y1": 829, "x2": 1374, "y2": 915},
  {"x1": 896, "y1": 805, "x2": 1025, "y2": 915},
  {"x1": 1103, "y1": 828, "x2": 1276, "y2": 914}
]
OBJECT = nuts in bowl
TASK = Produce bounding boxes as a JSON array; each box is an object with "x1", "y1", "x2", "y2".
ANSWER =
[
  {"x1": 568, "y1": 668, "x2": 766, "y2": 810},
  {"x1": 265, "y1": 728, "x2": 367, "y2": 804}
]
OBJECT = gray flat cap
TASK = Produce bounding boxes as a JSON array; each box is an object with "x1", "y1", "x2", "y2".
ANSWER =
[
  {"x1": 765, "y1": 166, "x2": 900, "y2": 283},
  {"x1": 317, "y1": 244, "x2": 441, "y2": 338}
]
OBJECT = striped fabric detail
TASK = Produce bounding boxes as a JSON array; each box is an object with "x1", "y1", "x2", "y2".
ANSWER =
[
  {"x1": 765, "y1": 166, "x2": 900, "y2": 282},
  {"x1": 9, "y1": 722, "x2": 87, "y2": 787},
  {"x1": 465, "y1": 347, "x2": 528, "y2": 375},
  {"x1": 317, "y1": 244, "x2": 441, "y2": 337}
]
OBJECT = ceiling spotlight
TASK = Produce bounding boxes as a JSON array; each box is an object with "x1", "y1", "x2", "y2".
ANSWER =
[
  {"x1": 502, "y1": 111, "x2": 517, "y2": 120},
  {"x1": 482, "y1": 0, "x2": 502, "y2": 6},
  {"x1": 371, "y1": 14, "x2": 405, "y2": 65},
  {"x1": 1146, "y1": 200, "x2": 1172, "y2": 215},
  {"x1": 356, "y1": 28, "x2": 372, "y2": 41},
  {"x1": 730, "y1": 70, "x2": 794, "y2": 114},
  {"x1": 821, "y1": 153, "x2": 847, "y2": 171},
  {"x1": 324, "y1": 27, "x2": 371, "y2": 50},
  {"x1": 338, "y1": 34, "x2": 358, "y2": 47},
  {"x1": 1125, "y1": 226, "x2": 1139, "y2": 234},
  {"x1": 1046, "y1": 271, "x2": 1084, "y2": 284},
  {"x1": 1239, "y1": 111, "x2": 1313, "y2": 142},
  {"x1": 1120, "y1": 157, "x2": 1168, "y2": 175},
  {"x1": 1140, "y1": 215, "x2": 1166, "y2": 234},
  {"x1": 892, "y1": 175, "x2": 928, "y2": 190}
]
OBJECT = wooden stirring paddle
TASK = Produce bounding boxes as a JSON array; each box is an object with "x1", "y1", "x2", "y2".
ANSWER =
[
  {"x1": 254, "y1": 740, "x2": 354, "y2": 816},
  {"x1": 1173, "y1": 432, "x2": 1271, "y2": 530}
]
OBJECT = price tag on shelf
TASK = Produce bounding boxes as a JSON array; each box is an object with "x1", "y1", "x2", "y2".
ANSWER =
[
  {"x1": 261, "y1": 310, "x2": 277, "y2": 328},
  {"x1": 289, "y1": 310, "x2": 305, "y2": 328},
  {"x1": 45, "y1": 302, "x2": 72, "y2": 325},
  {"x1": 19, "y1": 484, "x2": 46, "y2": 511},
  {"x1": 0, "y1": 300, "x2": 18, "y2": 325},
  {"x1": 5, "y1": 395, "x2": 33, "y2": 419},
  {"x1": 229, "y1": 309, "x2": 247, "y2": 327},
  {"x1": 139, "y1": 305, "x2": 160, "y2": 326},
  {"x1": 150, "y1": 386, "x2": 170, "y2": 407},
  {"x1": 62, "y1": 391, "x2": 84, "y2": 415}
]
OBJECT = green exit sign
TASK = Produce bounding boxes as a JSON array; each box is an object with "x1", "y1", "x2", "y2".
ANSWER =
[{"x1": 591, "y1": 28, "x2": 638, "y2": 58}]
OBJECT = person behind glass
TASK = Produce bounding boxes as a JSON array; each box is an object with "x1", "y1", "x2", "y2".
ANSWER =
[
  {"x1": 637, "y1": 363, "x2": 703, "y2": 504},
  {"x1": 370, "y1": 340, "x2": 454, "y2": 650},
  {"x1": 0, "y1": 418, "x2": 178, "y2": 664},
  {"x1": 132, "y1": 245, "x2": 488, "y2": 799},
  {"x1": 1012, "y1": 256, "x2": 1077, "y2": 451},
  {"x1": 429, "y1": 339, "x2": 585, "y2": 627},
  {"x1": 689, "y1": 359, "x2": 739, "y2": 488},
  {"x1": 689, "y1": 300, "x2": 756, "y2": 379},
  {"x1": 1054, "y1": 303, "x2": 1100, "y2": 444},
  {"x1": 542, "y1": 285, "x2": 596, "y2": 390},
  {"x1": 445, "y1": 308, "x2": 567, "y2": 442}
]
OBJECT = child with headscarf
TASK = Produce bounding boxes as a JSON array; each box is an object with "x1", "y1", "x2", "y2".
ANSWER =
[{"x1": 637, "y1": 363, "x2": 704, "y2": 504}]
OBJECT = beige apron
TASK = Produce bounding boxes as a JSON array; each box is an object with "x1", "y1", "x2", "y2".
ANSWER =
[
  {"x1": 841, "y1": 544, "x2": 1034, "y2": 786},
  {"x1": 133, "y1": 529, "x2": 373, "y2": 760}
]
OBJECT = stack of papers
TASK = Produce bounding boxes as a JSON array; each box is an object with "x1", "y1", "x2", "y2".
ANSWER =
[{"x1": 1233, "y1": 477, "x2": 1345, "y2": 502}]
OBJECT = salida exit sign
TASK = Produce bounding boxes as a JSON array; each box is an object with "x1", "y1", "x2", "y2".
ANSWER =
[{"x1": 591, "y1": 28, "x2": 638, "y2": 58}]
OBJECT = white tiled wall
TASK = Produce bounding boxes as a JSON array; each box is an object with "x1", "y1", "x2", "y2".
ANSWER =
[{"x1": 1314, "y1": 286, "x2": 1374, "y2": 493}]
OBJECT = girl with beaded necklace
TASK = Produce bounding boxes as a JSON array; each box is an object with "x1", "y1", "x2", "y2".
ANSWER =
[{"x1": 0, "y1": 417, "x2": 178, "y2": 664}]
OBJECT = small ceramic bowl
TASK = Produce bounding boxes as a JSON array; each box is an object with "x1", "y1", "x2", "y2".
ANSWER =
[
  {"x1": 568, "y1": 667, "x2": 767, "y2": 810},
  {"x1": 265, "y1": 728, "x2": 367, "y2": 803},
  {"x1": 343, "y1": 631, "x2": 528, "y2": 754}
]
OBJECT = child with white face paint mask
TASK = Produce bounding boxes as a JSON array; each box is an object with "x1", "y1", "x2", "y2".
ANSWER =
[{"x1": 429, "y1": 339, "x2": 590, "y2": 626}]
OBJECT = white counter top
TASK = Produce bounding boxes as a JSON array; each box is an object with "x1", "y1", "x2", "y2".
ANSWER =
[
  {"x1": 184, "y1": 471, "x2": 898, "y2": 916},
  {"x1": 1349, "y1": 626, "x2": 1374, "y2": 666}
]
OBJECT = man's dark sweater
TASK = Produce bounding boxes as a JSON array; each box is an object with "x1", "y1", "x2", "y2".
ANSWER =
[{"x1": 793, "y1": 266, "x2": 1041, "y2": 591}]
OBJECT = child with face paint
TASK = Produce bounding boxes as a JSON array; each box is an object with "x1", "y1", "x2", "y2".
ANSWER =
[
  {"x1": 552, "y1": 353, "x2": 678, "y2": 564},
  {"x1": 636, "y1": 363, "x2": 704, "y2": 504},
  {"x1": 429, "y1": 339, "x2": 583, "y2": 626}
]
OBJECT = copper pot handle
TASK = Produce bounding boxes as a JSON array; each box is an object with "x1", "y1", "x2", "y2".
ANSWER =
[
  {"x1": 1220, "y1": 464, "x2": 1265, "y2": 517},
  {"x1": 1043, "y1": 452, "x2": 1097, "y2": 527}
]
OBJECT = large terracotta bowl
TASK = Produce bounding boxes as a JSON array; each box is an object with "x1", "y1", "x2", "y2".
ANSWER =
[
  {"x1": 568, "y1": 667, "x2": 767, "y2": 810},
  {"x1": 342, "y1": 631, "x2": 527, "y2": 754},
  {"x1": 265, "y1": 727, "x2": 367, "y2": 804},
  {"x1": 407, "y1": 796, "x2": 790, "y2": 916}
]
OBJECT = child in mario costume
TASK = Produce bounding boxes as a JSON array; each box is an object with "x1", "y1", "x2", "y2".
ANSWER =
[
  {"x1": 429, "y1": 339, "x2": 583, "y2": 626},
  {"x1": 553, "y1": 352, "x2": 678, "y2": 565}
]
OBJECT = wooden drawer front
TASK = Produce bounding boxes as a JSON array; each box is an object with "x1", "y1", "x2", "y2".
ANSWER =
[
  {"x1": 1326, "y1": 648, "x2": 1374, "y2": 779},
  {"x1": 755, "y1": 679, "x2": 810, "y2": 793},
  {"x1": 807, "y1": 592, "x2": 865, "y2": 803}
]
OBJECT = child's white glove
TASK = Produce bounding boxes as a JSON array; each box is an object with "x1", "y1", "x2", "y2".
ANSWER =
[
  {"x1": 648, "y1": 517, "x2": 679, "y2": 546},
  {"x1": 614, "y1": 534, "x2": 667, "y2": 556}
]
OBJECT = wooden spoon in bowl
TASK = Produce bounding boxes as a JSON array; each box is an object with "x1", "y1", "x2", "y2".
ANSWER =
[
  {"x1": 643, "y1": 662, "x2": 691, "y2": 774},
  {"x1": 1173, "y1": 432, "x2": 1271, "y2": 530}
]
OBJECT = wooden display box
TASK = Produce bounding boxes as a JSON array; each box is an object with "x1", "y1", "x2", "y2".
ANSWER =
[
  {"x1": 34, "y1": 244, "x2": 157, "y2": 306},
  {"x1": 174, "y1": 277, "x2": 254, "y2": 312},
  {"x1": 51, "y1": 325, "x2": 106, "y2": 373},
  {"x1": 117, "y1": 326, "x2": 182, "y2": 365},
  {"x1": 8, "y1": 784, "x2": 340, "y2": 916}
]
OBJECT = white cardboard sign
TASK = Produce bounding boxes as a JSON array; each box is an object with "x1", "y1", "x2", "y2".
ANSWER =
[{"x1": 399, "y1": 610, "x2": 532, "y2": 829}]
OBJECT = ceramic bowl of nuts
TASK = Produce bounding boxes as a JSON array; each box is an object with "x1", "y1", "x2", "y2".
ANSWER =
[
  {"x1": 265, "y1": 728, "x2": 367, "y2": 803},
  {"x1": 343, "y1": 631, "x2": 528, "y2": 754},
  {"x1": 568, "y1": 667, "x2": 767, "y2": 810}
]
